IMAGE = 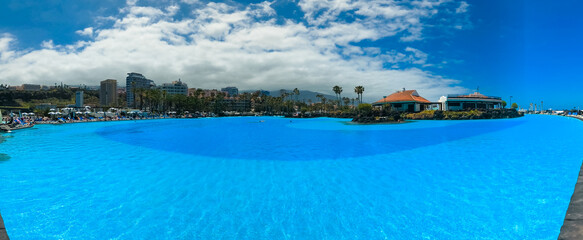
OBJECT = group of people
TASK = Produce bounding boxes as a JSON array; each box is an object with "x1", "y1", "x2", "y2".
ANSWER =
[{"x1": 0, "y1": 116, "x2": 35, "y2": 132}]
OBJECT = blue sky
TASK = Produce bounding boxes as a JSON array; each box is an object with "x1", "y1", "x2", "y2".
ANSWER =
[{"x1": 0, "y1": 0, "x2": 581, "y2": 109}]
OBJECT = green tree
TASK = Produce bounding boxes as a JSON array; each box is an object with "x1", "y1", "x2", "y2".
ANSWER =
[
  {"x1": 316, "y1": 94, "x2": 327, "y2": 112},
  {"x1": 357, "y1": 103, "x2": 372, "y2": 113},
  {"x1": 501, "y1": 100, "x2": 507, "y2": 108},
  {"x1": 511, "y1": 103, "x2": 518, "y2": 109},
  {"x1": 131, "y1": 81, "x2": 137, "y2": 108},
  {"x1": 293, "y1": 88, "x2": 300, "y2": 110},
  {"x1": 354, "y1": 86, "x2": 364, "y2": 104},
  {"x1": 333, "y1": 85, "x2": 342, "y2": 107},
  {"x1": 342, "y1": 97, "x2": 350, "y2": 108}
]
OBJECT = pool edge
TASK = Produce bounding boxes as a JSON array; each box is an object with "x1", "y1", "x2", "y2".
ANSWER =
[
  {"x1": 559, "y1": 160, "x2": 583, "y2": 239},
  {"x1": 0, "y1": 212, "x2": 8, "y2": 240}
]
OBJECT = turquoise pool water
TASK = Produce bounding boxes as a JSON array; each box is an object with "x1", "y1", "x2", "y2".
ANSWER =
[{"x1": 0, "y1": 115, "x2": 582, "y2": 239}]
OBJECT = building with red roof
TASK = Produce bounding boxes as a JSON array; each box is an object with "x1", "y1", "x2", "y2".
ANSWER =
[{"x1": 372, "y1": 89, "x2": 433, "y2": 112}]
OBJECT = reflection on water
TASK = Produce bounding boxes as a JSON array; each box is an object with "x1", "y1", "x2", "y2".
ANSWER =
[{"x1": 98, "y1": 117, "x2": 526, "y2": 161}]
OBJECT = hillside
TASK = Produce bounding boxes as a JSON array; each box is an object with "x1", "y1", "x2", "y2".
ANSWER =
[{"x1": 242, "y1": 89, "x2": 337, "y2": 103}]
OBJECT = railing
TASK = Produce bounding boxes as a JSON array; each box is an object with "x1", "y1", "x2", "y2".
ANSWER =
[{"x1": 447, "y1": 94, "x2": 501, "y2": 100}]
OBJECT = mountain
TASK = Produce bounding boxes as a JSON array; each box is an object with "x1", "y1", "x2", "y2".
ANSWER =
[{"x1": 242, "y1": 89, "x2": 337, "y2": 103}]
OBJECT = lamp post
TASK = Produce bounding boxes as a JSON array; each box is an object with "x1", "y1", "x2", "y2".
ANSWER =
[{"x1": 509, "y1": 96, "x2": 513, "y2": 109}]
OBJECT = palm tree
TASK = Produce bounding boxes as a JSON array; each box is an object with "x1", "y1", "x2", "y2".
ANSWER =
[
  {"x1": 137, "y1": 88, "x2": 145, "y2": 110},
  {"x1": 131, "y1": 81, "x2": 137, "y2": 108},
  {"x1": 354, "y1": 86, "x2": 364, "y2": 104},
  {"x1": 333, "y1": 85, "x2": 342, "y2": 107},
  {"x1": 342, "y1": 97, "x2": 350, "y2": 107},
  {"x1": 162, "y1": 90, "x2": 168, "y2": 113},
  {"x1": 316, "y1": 94, "x2": 327, "y2": 112},
  {"x1": 293, "y1": 88, "x2": 300, "y2": 102}
]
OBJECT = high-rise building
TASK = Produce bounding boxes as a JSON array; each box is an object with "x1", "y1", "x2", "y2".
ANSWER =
[
  {"x1": 126, "y1": 72, "x2": 155, "y2": 108},
  {"x1": 75, "y1": 91, "x2": 84, "y2": 108},
  {"x1": 221, "y1": 86, "x2": 238, "y2": 97},
  {"x1": 100, "y1": 79, "x2": 118, "y2": 107},
  {"x1": 159, "y1": 79, "x2": 188, "y2": 96}
]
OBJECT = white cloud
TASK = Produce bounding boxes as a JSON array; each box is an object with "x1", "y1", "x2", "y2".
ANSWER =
[
  {"x1": 76, "y1": 27, "x2": 94, "y2": 37},
  {"x1": 166, "y1": 5, "x2": 180, "y2": 16},
  {"x1": 456, "y1": 1, "x2": 469, "y2": 14},
  {"x1": 0, "y1": 0, "x2": 469, "y2": 102},
  {"x1": 298, "y1": 0, "x2": 455, "y2": 41},
  {"x1": 41, "y1": 40, "x2": 55, "y2": 49},
  {"x1": 0, "y1": 34, "x2": 14, "y2": 52},
  {"x1": 127, "y1": 6, "x2": 165, "y2": 17},
  {"x1": 126, "y1": 0, "x2": 138, "y2": 6},
  {"x1": 181, "y1": 0, "x2": 200, "y2": 4},
  {"x1": 405, "y1": 47, "x2": 428, "y2": 65},
  {"x1": 0, "y1": 34, "x2": 17, "y2": 62}
]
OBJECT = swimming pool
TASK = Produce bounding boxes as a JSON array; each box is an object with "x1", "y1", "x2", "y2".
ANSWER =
[{"x1": 0, "y1": 115, "x2": 581, "y2": 239}]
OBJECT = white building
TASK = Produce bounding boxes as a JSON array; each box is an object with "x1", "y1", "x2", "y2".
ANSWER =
[
  {"x1": 439, "y1": 92, "x2": 503, "y2": 111},
  {"x1": 159, "y1": 79, "x2": 188, "y2": 95}
]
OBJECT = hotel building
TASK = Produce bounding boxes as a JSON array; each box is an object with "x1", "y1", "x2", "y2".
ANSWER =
[
  {"x1": 159, "y1": 79, "x2": 188, "y2": 96},
  {"x1": 126, "y1": 72, "x2": 155, "y2": 108},
  {"x1": 100, "y1": 79, "x2": 118, "y2": 107}
]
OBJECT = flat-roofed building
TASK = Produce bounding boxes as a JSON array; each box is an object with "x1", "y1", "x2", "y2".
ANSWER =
[
  {"x1": 221, "y1": 86, "x2": 238, "y2": 97},
  {"x1": 222, "y1": 98, "x2": 251, "y2": 112},
  {"x1": 159, "y1": 79, "x2": 188, "y2": 95},
  {"x1": 22, "y1": 84, "x2": 41, "y2": 91},
  {"x1": 100, "y1": 79, "x2": 118, "y2": 107},
  {"x1": 439, "y1": 91, "x2": 502, "y2": 111},
  {"x1": 75, "y1": 91, "x2": 84, "y2": 108}
]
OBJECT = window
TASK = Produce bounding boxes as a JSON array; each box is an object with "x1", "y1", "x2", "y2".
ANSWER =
[
  {"x1": 448, "y1": 102, "x2": 460, "y2": 106},
  {"x1": 393, "y1": 103, "x2": 402, "y2": 108}
]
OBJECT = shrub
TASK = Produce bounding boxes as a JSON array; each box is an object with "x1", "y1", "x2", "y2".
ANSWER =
[{"x1": 357, "y1": 103, "x2": 373, "y2": 113}]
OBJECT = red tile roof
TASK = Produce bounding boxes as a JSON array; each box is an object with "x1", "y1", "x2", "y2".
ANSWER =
[
  {"x1": 374, "y1": 90, "x2": 431, "y2": 104},
  {"x1": 453, "y1": 92, "x2": 491, "y2": 99}
]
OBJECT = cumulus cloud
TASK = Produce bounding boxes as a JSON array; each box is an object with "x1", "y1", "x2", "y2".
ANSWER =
[
  {"x1": 298, "y1": 0, "x2": 462, "y2": 42},
  {"x1": 76, "y1": 27, "x2": 94, "y2": 37},
  {"x1": 181, "y1": 0, "x2": 200, "y2": 4},
  {"x1": 456, "y1": 1, "x2": 469, "y2": 14},
  {"x1": 0, "y1": 34, "x2": 17, "y2": 62},
  {"x1": 0, "y1": 0, "x2": 471, "y2": 101}
]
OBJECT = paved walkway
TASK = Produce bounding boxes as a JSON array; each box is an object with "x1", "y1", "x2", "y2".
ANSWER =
[
  {"x1": 559, "y1": 160, "x2": 583, "y2": 239},
  {"x1": 0, "y1": 212, "x2": 8, "y2": 240}
]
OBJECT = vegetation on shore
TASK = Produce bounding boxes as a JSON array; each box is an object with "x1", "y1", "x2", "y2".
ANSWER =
[
  {"x1": 351, "y1": 105, "x2": 403, "y2": 123},
  {"x1": 403, "y1": 109, "x2": 523, "y2": 120},
  {"x1": 0, "y1": 87, "x2": 100, "y2": 109},
  {"x1": 0, "y1": 85, "x2": 368, "y2": 117},
  {"x1": 352, "y1": 108, "x2": 524, "y2": 123},
  {"x1": 1, "y1": 85, "x2": 523, "y2": 122}
]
